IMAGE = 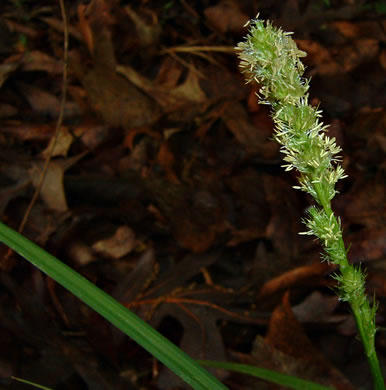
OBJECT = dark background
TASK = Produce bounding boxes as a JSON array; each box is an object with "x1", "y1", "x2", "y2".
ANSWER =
[{"x1": 0, "y1": 0, "x2": 385, "y2": 389}]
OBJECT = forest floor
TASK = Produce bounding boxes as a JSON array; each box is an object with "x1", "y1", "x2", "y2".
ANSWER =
[{"x1": 0, "y1": 0, "x2": 385, "y2": 389}]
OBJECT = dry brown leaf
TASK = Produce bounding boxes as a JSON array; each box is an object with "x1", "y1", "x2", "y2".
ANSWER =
[
  {"x1": 40, "y1": 16, "x2": 83, "y2": 41},
  {"x1": 77, "y1": 4, "x2": 94, "y2": 54},
  {"x1": 70, "y1": 0, "x2": 160, "y2": 129},
  {"x1": 123, "y1": 126, "x2": 161, "y2": 150},
  {"x1": 266, "y1": 292, "x2": 324, "y2": 358},
  {"x1": 296, "y1": 39, "x2": 342, "y2": 76},
  {"x1": 226, "y1": 227, "x2": 266, "y2": 247},
  {"x1": 68, "y1": 241, "x2": 96, "y2": 267},
  {"x1": 330, "y1": 20, "x2": 360, "y2": 39},
  {"x1": 331, "y1": 20, "x2": 386, "y2": 41},
  {"x1": 19, "y1": 82, "x2": 79, "y2": 119},
  {"x1": 204, "y1": 0, "x2": 249, "y2": 34},
  {"x1": 125, "y1": 5, "x2": 161, "y2": 47},
  {"x1": 154, "y1": 57, "x2": 184, "y2": 89},
  {"x1": 292, "y1": 291, "x2": 342, "y2": 324},
  {"x1": 250, "y1": 334, "x2": 355, "y2": 390},
  {"x1": 75, "y1": 122, "x2": 111, "y2": 150},
  {"x1": 29, "y1": 153, "x2": 86, "y2": 212},
  {"x1": 0, "y1": 63, "x2": 18, "y2": 88},
  {"x1": 171, "y1": 70, "x2": 206, "y2": 104},
  {"x1": 340, "y1": 39, "x2": 379, "y2": 72},
  {"x1": 117, "y1": 62, "x2": 206, "y2": 113},
  {"x1": 264, "y1": 292, "x2": 356, "y2": 389},
  {"x1": 30, "y1": 161, "x2": 68, "y2": 212},
  {"x1": 80, "y1": 65, "x2": 160, "y2": 129},
  {"x1": 75, "y1": 0, "x2": 117, "y2": 56},
  {"x1": 257, "y1": 262, "x2": 334, "y2": 299},
  {"x1": 156, "y1": 141, "x2": 179, "y2": 183},
  {"x1": 222, "y1": 102, "x2": 266, "y2": 154},
  {"x1": 21, "y1": 51, "x2": 63, "y2": 74},
  {"x1": 92, "y1": 225, "x2": 136, "y2": 259},
  {"x1": 200, "y1": 64, "x2": 248, "y2": 102},
  {"x1": 155, "y1": 304, "x2": 227, "y2": 389},
  {"x1": 41, "y1": 127, "x2": 74, "y2": 158},
  {"x1": 1, "y1": 124, "x2": 54, "y2": 141},
  {"x1": 120, "y1": 135, "x2": 154, "y2": 173}
]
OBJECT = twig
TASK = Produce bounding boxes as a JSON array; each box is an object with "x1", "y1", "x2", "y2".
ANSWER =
[{"x1": 18, "y1": 0, "x2": 69, "y2": 234}]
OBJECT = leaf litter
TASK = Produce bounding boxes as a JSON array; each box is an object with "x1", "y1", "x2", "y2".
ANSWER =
[{"x1": 0, "y1": 0, "x2": 385, "y2": 389}]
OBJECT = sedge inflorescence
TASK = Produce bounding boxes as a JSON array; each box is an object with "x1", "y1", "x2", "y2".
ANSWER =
[
  {"x1": 237, "y1": 18, "x2": 347, "y2": 206},
  {"x1": 236, "y1": 17, "x2": 348, "y2": 263},
  {"x1": 237, "y1": 19, "x2": 383, "y2": 382}
]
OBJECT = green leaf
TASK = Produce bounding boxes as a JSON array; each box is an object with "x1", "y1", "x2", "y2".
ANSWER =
[
  {"x1": 198, "y1": 360, "x2": 334, "y2": 390},
  {"x1": 0, "y1": 221, "x2": 228, "y2": 390},
  {"x1": 11, "y1": 376, "x2": 53, "y2": 390}
]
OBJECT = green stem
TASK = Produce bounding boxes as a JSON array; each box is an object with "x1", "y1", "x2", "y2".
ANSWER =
[
  {"x1": 313, "y1": 184, "x2": 384, "y2": 390},
  {"x1": 351, "y1": 300, "x2": 384, "y2": 390}
]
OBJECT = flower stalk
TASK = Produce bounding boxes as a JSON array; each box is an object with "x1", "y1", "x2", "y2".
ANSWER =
[{"x1": 237, "y1": 17, "x2": 384, "y2": 389}]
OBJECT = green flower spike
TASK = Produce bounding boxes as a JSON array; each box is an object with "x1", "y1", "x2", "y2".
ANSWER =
[{"x1": 237, "y1": 17, "x2": 385, "y2": 390}]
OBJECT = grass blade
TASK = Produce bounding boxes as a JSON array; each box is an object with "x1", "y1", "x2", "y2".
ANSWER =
[
  {"x1": 199, "y1": 360, "x2": 334, "y2": 390},
  {"x1": 11, "y1": 376, "x2": 53, "y2": 390},
  {"x1": 0, "y1": 221, "x2": 228, "y2": 390}
]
